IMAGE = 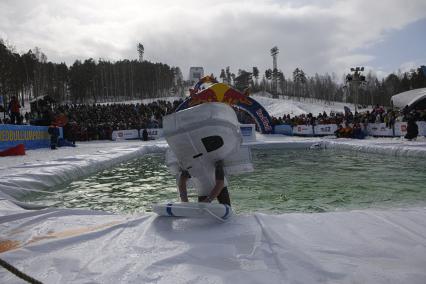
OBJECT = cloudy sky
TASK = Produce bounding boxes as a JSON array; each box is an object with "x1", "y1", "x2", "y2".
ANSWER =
[{"x1": 1, "y1": 0, "x2": 425, "y2": 80}]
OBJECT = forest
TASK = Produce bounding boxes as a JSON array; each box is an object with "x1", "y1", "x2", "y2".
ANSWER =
[
  {"x1": 1, "y1": 39, "x2": 426, "y2": 109},
  {"x1": 0, "y1": 40, "x2": 182, "y2": 108},
  {"x1": 227, "y1": 65, "x2": 426, "y2": 107}
]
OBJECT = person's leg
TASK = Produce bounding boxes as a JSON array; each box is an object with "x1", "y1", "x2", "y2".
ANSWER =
[
  {"x1": 10, "y1": 113, "x2": 16, "y2": 124},
  {"x1": 217, "y1": 187, "x2": 231, "y2": 206}
]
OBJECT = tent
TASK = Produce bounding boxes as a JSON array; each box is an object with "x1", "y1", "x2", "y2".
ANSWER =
[{"x1": 391, "y1": 88, "x2": 426, "y2": 109}]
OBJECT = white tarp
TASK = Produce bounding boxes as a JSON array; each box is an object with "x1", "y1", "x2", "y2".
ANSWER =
[
  {"x1": 1, "y1": 206, "x2": 425, "y2": 283},
  {"x1": 391, "y1": 87, "x2": 426, "y2": 108},
  {"x1": 1, "y1": 137, "x2": 426, "y2": 283}
]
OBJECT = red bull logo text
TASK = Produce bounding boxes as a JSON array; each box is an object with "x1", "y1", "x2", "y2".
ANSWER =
[
  {"x1": 188, "y1": 83, "x2": 252, "y2": 107},
  {"x1": 222, "y1": 89, "x2": 252, "y2": 106},
  {"x1": 188, "y1": 89, "x2": 219, "y2": 106},
  {"x1": 256, "y1": 109, "x2": 272, "y2": 132}
]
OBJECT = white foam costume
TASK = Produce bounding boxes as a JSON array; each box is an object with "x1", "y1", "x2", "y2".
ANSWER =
[{"x1": 163, "y1": 102, "x2": 253, "y2": 197}]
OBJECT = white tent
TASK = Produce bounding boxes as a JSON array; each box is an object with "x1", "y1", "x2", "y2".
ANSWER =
[{"x1": 391, "y1": 87, "x2": 426, "y2": 108}]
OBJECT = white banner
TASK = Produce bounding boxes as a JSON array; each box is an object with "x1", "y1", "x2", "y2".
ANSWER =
[
  {"x1": 291, "y1": 121, "x2": 425, "y2": 137},
  {"x1": 367, "y1": 123, "x2": 394, "y2": 137},
  {"x1": 144, "y1": 128, "x2": 164, "y2": 140},
  {"x1": 240, "y1": 124, "x2": 256, "y2": 142},
  {"x1": 417, "y1": 121, "x2": 426, "y2": 136},
  {"x1": 394, "y1": 122, "x2": 407, "y2": 136},
  {"x1": 314, "y1": 124, "x2": 338, "y2": 136},
  {"x1": 293, "y1": 125, "x2": 314, "y2": 136},
  {"x1": 112, "y1": 129, "x2": 139, "y2": 140}
]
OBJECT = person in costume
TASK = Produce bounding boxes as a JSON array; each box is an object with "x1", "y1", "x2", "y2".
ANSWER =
[{"x1": 178, "y1": 160, "x2": 231, "y2": 206}]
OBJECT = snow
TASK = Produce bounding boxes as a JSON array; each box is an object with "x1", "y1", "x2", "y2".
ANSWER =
[
  {"x1": 251, "y1": 93, "x2": 369, "y2": 117},
  {"x1": 1, "y1": 136, "x2": 426, "y2": 283}
]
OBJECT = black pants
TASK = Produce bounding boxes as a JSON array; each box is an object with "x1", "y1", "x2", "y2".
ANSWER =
[{"x1": 198, "y1": 187, "x2": 231, "y2": 206}]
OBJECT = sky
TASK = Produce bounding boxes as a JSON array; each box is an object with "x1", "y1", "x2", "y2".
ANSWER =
[{"x1": 0, "y1": 0, "x2": 425, "y2": 81}]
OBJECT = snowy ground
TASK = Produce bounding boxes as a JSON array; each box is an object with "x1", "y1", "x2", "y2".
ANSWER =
[
  {"x1": 1, "y1": 136, "x2": 426, "y2": 283},
  {"x1": 251, "y1": 93, "x2": 368, "y2": 117}
]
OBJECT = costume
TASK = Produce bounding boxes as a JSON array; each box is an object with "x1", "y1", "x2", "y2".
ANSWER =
[{"x1": 163, "y1": 102, "x2": 252, "y2": 206}]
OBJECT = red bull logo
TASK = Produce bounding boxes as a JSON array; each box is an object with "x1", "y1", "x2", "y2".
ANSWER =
[
  {"x1": 222, "y1": 88, "x2": 252, "y2": 106},
  {"x1": 177, "y1": 79, "x2": 273, "y2": 134},
  {"x1": 188, "y1": 83, "x2": 252, "y2": 107},
  {"x1": 188, "y1": 89, "x2": 219, "y2": 107}
]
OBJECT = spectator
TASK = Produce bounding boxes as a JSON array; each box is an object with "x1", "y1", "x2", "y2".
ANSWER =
[
  {"x1": 352, "y1": 123, "x2": 365, "y2": 139},
  {"x1": 142, "y1": 128, "x2": 149, "y2": 141},
  {"x1": 334, "y1": 124, "x2": 343, "y2": 138},
  {"x1": 48, "y1": 125, "x2": 60, "y2": 149},
  {"x1": 8, "y1": 96, "x2": 21, "y2": 124},
  {"x1": 404, "y1": 118, "x2": 418, "y2": 140}
]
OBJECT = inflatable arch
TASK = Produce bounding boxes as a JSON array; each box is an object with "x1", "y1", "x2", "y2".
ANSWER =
[{"x1": 176, "y1": 79, "x2": 273, "y2": 134}]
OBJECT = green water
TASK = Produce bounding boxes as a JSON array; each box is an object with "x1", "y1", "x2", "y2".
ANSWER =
[{"x1": 27, "y1": 149, "x2": 426, "y2": 214}]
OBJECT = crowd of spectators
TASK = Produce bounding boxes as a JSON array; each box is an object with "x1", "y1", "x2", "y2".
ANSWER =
[
  {"x1": 269, "y1": 104, "x2": 425, "y2": 139},
  {"x1": 56, "y1": 100, "x2": 183, "y2": 141},
  {"x1": 1, "y1": 98, "x2": 184, "y2": 141},
  {"x1": 2, "y1": 97, "x2": 425, "y2": 141},
  {"x1": 271, "y1": 104, "x2": 426, "y2": 128}
]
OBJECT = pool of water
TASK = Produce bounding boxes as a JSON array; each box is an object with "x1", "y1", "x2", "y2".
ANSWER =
[{"x1": 26, "y1": 149, "x2": 426, "y2": 214}]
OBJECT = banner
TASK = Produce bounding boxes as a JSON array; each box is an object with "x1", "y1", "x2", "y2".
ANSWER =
[
  {"x1": 145, "y1": 128, "x2": 164, "y2": 140},
  {"x1": 274, "y1": 124, "x2": 293, "y2": 135},
  {"x1": 240, "y1": 124, "x2": 256, "y2": 142},
  {"x1": 112, "y1": 129, "x2": 139, "y2": 140},
  {"x1": 292, "y1": 125, "x2": 314, "y2": 136},
  {"x1": 314, "y1": 124, "x2": 338, "y2": 136},
  {"x1": 367, "y1": 123, "x2": 394, "y2": 137},
  {"x1": 394, "y1": 122, "x2": 407, "y2": 136},
  {"x1": 417, "y1": 121, "x2": 426, "y2": 136},
  {"x1": 0, "y1": 124, "x2": 57, "y2": 150}
]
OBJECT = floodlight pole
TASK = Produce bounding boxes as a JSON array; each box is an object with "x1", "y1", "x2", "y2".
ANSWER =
[
  {"x1": 270, "y1": 46, "x2": 279, "y2": 96},
  {"x1": 346, "y1": 67, "x2": 365, "y2": 112}
]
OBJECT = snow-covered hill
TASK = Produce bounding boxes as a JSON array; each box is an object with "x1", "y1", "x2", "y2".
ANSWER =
[{"x1": 251, "y1": 92, "x2": 369, "y2": 118}]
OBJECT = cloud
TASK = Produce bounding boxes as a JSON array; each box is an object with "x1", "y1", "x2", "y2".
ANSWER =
[{"x1": 1, "y1": 0, "x2": 425, "y2": 80}]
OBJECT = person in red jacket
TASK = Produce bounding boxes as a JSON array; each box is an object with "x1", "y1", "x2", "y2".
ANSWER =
[{"x1": 8, "y1": 96, "x2": 21, "y2": 124}]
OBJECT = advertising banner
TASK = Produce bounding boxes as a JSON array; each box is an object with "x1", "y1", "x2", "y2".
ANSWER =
[
  {"x1": 240, "y1": 124, "x2": 256, "y2": 142},
  {"x1": 145, "y1": 128, "x2": 164, "y2": 140},
  {"x1": 293, "y1": 125, "x2": 314, "y2": 136},
  {"x1": 274, "y1": 124, "x2": 293, "y2": 135},
  {"x1": 112, "y1": 129, "x2": 139, "y2": 140},
  {"x1": 417, "y1": 121, "x2": 426, "y2": 136},
  {"x1": 314, "y1": 124, "x2": 338, "y2": 136},
  {"x1": 394, "y1": 122, "x2": 407, "y2": 136},
  {"x1": 0, "y1": 124, "x2": 53, "y2": 150},
  {"x1": 367, "y1": 123, "x2": 394, "y2": 137}
]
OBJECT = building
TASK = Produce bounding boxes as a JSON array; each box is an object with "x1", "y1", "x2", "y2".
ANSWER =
[{"x1": 189, "y1": 67, "x2": 204, "y2": 85}]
